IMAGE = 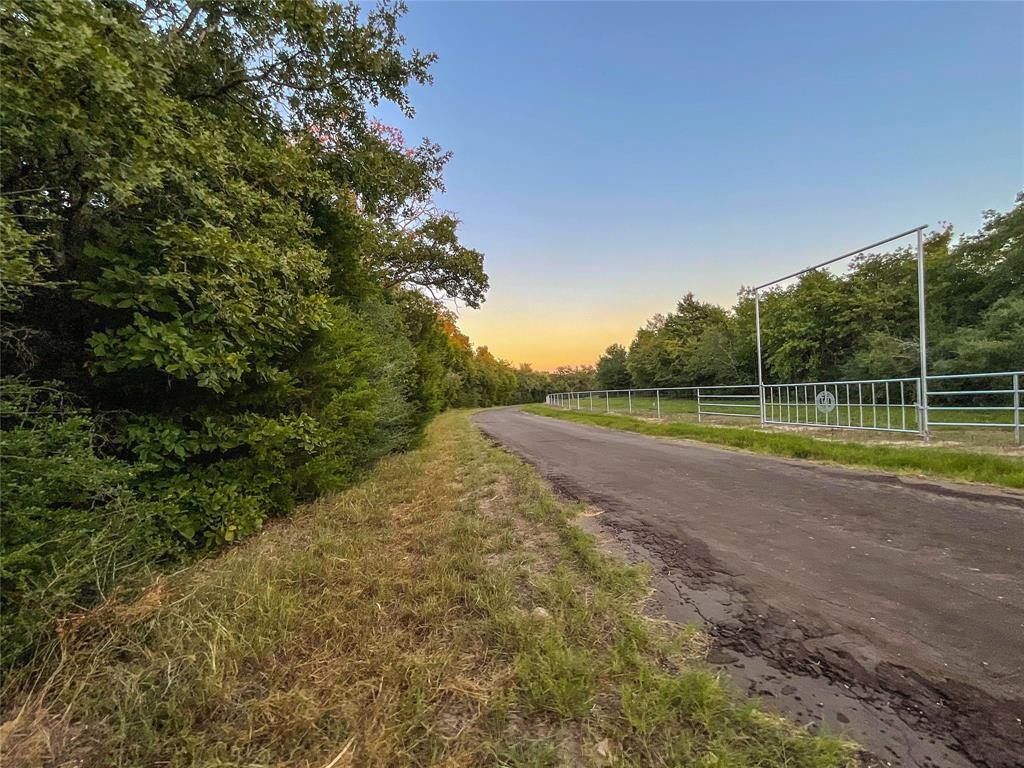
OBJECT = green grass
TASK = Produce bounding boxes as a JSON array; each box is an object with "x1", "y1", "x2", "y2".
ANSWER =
[
  {"x1": 2, "y1": 411, "x2": 853, "y2": 768},
  {"x1": 524, "y1": 405, "x2": 1024, "y2": 489}
]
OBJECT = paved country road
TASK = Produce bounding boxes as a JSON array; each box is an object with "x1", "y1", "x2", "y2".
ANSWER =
[{"x1": 473, "y1": 408, "x2": 1024, "y2": 768}]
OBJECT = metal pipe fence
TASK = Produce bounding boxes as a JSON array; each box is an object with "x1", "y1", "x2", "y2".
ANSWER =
[{"x1": 545, "y1": 371, "x2": 1023, "y2": 444}]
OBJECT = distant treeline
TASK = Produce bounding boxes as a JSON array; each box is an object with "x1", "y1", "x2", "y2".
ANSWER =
[
  {"x1": 0, "y1": 0, "x2": 539, "y2": 665},
  {"x1": 584, "y1": 197, "x2": 1023, "y2": 393}
]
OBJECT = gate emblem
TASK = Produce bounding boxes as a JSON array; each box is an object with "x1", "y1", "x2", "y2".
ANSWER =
[{"x1": 814, "y1": 390, "x2": 837, "y2": 414}]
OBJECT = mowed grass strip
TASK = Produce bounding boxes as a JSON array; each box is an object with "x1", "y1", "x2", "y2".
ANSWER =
[
  {"x1": 1, "y1": 412, "x2": 853, "y2": 768},
  {"x1": 523, "y1": 405, "x2": 1024, "y2": 489}
]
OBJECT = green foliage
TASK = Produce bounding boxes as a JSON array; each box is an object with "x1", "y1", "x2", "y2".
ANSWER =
[
  {"x1": 595, "y1": 344, "x2": 632, "y2": 390},
  {"x1": 548, "y1": 364, "x2": 597, "y2": 393},
  {"x1": 0, "y1": 0, "x2": 507, "y2": 667},
  {"x1": 933, "y1": 296, "x2": 1024, "y2": 374},
  {"x1": 0, "y1": 381, "x2": 168, "y2": 661}
]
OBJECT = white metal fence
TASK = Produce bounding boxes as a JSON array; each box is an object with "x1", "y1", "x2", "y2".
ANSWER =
[{"x1": 545, "y1": 371, "x2": 1023, "y2": 444}]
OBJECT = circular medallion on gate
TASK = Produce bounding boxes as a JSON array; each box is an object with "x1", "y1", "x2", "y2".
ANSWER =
[{"x1": 815, "y1": 390, "x2": 837, "y2": 414}]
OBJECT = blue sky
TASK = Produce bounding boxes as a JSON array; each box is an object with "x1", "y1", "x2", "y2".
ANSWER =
[{"x1": 375, "y1": 1, "x2": 1023, "y2": 369}]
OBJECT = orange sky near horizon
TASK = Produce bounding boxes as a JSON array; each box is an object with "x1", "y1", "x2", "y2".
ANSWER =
[{"x1": 455, "y1": 293, "x2": 672, "y2": 373}]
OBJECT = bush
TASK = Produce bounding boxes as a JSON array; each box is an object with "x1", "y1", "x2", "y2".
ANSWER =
[{"x1": 0, "y1": 380, "x2": 168, "y2": 663}]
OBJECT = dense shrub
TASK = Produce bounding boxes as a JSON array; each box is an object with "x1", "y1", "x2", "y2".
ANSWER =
[{"x1": 0, "y1": 382, "x2": 168, "y2": 656}]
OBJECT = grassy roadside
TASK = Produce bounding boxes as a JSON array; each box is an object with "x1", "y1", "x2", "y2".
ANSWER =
[
  {"x1": 1, "y1": 411, "x2": 852, "y2": 768},
  {"x1": 523, "y1": 405, "x2": 1024, "y2": 489}
]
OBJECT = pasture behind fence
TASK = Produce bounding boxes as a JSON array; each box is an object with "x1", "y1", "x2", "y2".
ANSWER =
[{"x1": 546, "y1": 371, "x2": 1023, "y2": 444}]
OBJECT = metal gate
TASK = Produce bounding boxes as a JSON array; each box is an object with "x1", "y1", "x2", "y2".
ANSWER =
[
  {"x1": 762, "y1": 377, "x2": 921, "y2": 433},
  {"x1": 761, "y1": 372, "x2": 1021, "y2": 441}
]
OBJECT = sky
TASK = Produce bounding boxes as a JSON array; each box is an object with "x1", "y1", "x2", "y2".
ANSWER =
[{"x1": 374, "y1": 1, "x2": 1024, "y2": 371}]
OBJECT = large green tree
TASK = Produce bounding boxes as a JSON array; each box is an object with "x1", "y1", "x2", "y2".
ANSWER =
[{"x1": 595, "y1": 344, "x2": 632, "y2": 389}]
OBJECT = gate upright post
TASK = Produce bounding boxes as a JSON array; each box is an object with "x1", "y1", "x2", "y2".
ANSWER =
[
  {"x1": 656, "y1": 389, "x2": 661, "y2": 419},
  {"x1": 628, "y1": 390, "x2": 632, "y2": 414},
  {"x1": 697, "y1": 387, "x2": 702, "y2": 423},
  {"x1": 916, "y1": 229, "x2": 930, "y2": 440},
  {"x1": 754, "y1": 289, "x2": 766, "y2": 425}
]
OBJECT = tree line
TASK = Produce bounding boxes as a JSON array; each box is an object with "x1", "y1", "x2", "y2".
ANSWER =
[
  {"x1": 587, "y1": 198, "x2": 1022, "y2": 393},
  {"x1": 0, "y1": 0, "x2": 549, "y2": 665}
]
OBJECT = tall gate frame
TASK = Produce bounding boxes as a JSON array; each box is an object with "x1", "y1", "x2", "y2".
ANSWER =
[{"x1": 752, "y1": 226, "x2": 931, "y2": 438}]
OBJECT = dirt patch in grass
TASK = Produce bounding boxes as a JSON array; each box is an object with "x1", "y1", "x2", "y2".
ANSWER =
[{"x1": 2, "y1": 411, "x2": 855, "y2": 768}]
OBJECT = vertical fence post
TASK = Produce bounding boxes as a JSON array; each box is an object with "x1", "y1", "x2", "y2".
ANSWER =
[
  {"x1": 1014, "y1": 373, "x2": 1021, "y2": 446},
  {"x1": 628, "y1": 389, "x2": 632, "y2": 414},
  {"x1": 589, "y1": 392, "x2": 593, "y2": 411},
  {"x1": 697, "y1": 387, "x2": 702, "y2": 422},
  {"x1": 754, "y1": 289, "x2": 766, "y2": 425},
  {"x1": 916, "y1": 229, "x2": 930, "y2": 441},
  {"x1": 656, "y1": 389, "x2": 661, "y2": 419},
  {"x1": 606, "y1": 391, "x2": 610, "y2": 413}
]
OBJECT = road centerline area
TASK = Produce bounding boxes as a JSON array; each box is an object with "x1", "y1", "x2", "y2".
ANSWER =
[{"x1": 474, "y1": 408, "x2": 1024, "y2": 768}]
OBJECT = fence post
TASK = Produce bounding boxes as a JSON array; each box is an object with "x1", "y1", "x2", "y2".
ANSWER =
[
  {"x1": 1014, "y1": 373, "x2": 1021, "y2": 446},
  {"x1": 628, "y1": 390, "x2": 632, "y2": 414},
  {"x1": 606, "y1": 391, "x2": 610, "y2": 413},
  {"x1": 656, "y1": 389, "x2": 661, "y2": 419},
  {"x1": 697, "y1": 387, "x2": 702, "y2": 423},
  {"x1": 589, "y1": 392, "x2": 593, "y2": 411}
]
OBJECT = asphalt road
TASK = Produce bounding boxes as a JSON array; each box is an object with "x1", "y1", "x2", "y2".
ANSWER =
[{"x1": 473, "y1": 408, "x2": 1024, "y2": 768}]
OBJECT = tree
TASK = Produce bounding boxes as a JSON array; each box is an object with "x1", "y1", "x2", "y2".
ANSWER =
[
  {"x1": 595, "y1": 344, "x2": 632, "y2": 389},
  {"x1": 626, "y1": 315, "x2": 672, "y2": 388},
  {"x1": 549, "y1": 365, "x2": 596, "y2": 393},
  {"x1": 932, "y1": 297, "x2": 1024, "y2": 374}
]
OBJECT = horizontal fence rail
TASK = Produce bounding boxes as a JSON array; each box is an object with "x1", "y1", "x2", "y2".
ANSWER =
[{"x1": 545, "y1": 371, "x2": 1022, "y2": 444}]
